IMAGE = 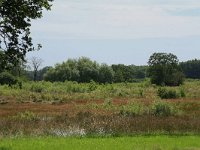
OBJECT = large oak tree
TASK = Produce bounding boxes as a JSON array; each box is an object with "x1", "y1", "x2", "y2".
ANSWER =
[{"x1": 148, "y1": 52, "x2": 184, "y2": 86}]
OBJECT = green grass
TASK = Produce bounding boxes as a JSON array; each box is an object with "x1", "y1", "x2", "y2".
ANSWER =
[
  {"x1": 0, "y1": 136, "x2": 200, "y2": 150},
  {"x1": 1, "y1": 79, "x2": 200, "y2": 103}
]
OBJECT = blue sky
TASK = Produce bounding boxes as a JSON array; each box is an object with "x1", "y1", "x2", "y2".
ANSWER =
[{"x1": 28, "y1": 0, "x2": 200, "y2": 67}]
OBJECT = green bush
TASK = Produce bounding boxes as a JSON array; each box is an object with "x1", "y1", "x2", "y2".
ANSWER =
[
  {"x1": 0, "y1": 72, "x2": 17, "y2": 86},
  {"x1": 151, "y1": 101, "x2": 175, "y2": 116},
  {"x1": 157, "y1": 88, "x2": 179, "y2": 99},
  {"x1": 119, "y1": 102, "x2": 145, "y2": 116},
  {"x1": 30, "y1": 83, "x2": 45, "y2": 93},
  {"x1": 179, "y1": 88, "x2": 186, "y2": 98},
  {"x1": 88, "y1": 80, "x2": 98, "y2": 92},
  {"x1": 13, "y1": 111, "x2": 37, "y2": 121},
  {"x1": 103, "y1": 98, "x2": 112, "y2": 108}
]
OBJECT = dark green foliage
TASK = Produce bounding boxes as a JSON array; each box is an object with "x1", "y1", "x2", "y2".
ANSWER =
[
  {"x1": 44, "y1": 57, "x2": 146, "y2": 83},
  {"x1": 0, "y1": 51, "x2": 7, "y2": 72},
  {"x1": 112, "y1": 64, "x2": 127, "y2": 82},
  {"x1": 180, "y1": 59, "x2": 200, "y2": 79},
  {"x1": 131, "y1": 65, "x2": 147, "y2": 79},
  {"x1": 0, "y1": 147, "x2": 9, "y2": 150},
  {"x1": 0, "y1": 72, "x2": 17, "y2": 86},
  {"x1": 44, "y1": 59, "x2": 79, "y2": 82},
  {"x1": 179, "y1": 88, "x2": 186, "y2": 98},
  {"x1": 0, "y1": 0, "x2": 53, "y2": 69},
  {"x1": 44, "y1": 57, "x2": 99, "y2": 83},
  {"x1": 77, "y1": 57, "x2": 99, "y2": 82},
  {"x1": 148, "y1": 53, "x2": 184, "y2": 86},
  {"x1": 26, "y1": 66, "x2": 52, "y2": 81},
  {"x1": 157, "y1": 88, "x2": 179, "y2": 99},
  {"x1": 99, "y1": 64, "x2": 114, "y2": 83},
  {"x1": 112, "y1": 64, "x2": 147, "y2": 83}
]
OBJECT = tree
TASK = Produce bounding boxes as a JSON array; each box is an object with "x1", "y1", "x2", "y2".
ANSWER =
[
  {"x1": 98, "y1": 64, "x2": 114, "y2": 83},
  {"x1": 148, "y1": 53, "x2": 184, "y2": 86},
  {"x1": 37, "y1": 66, "x2": 52, "y2": 81},
  {"x1": 0, "y1": 71, "x2": 18, "y2": 86},
  {"x1": 180, "y1": 59, "x2": 200, "y2": 79},
  {"x1": 0, "y1": 0, "x2": 53, "y2": 70},
  {"x1": 44, "y1": 59, "x2": 79, "y2": 82},
  {"x1": 0, "y1": 50, "x2": 6, "y2": 72},
  {"x1": 44, "y1": 57, "x2": 100, "y2": 83},
  {"x1": 30, "y1": 57, "x2": 43, "y2": 81},
  {"x1": 111, "y1": 64, "x2": 147, "y2": 82},
  {"x1": 77, "y1": 57, "x2": 99, "y2": 83}
]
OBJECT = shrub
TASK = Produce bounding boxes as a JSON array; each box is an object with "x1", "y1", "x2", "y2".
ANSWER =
[
  {"x1": 88, "y1": 80, "x2": 98, "y2": 92},
  {"x1": 103, "y1": 98, "x2": 112, "y2": 108},
  {"x1": 30, "y1": 83, "x2": 45, "y2": 93},
  {"x1": 119, "y1": 102, "x2": 145, "y2": 116},
  {"x1": 0, "y1": 72, "x2": 17, "y2": 86},
  {"x1": 179, "y1": 88, "x2": 186, "y2": 98},
  {"x1": 151, "y1": 101, "x2": 175, "y2": 116},
  {"x1": 157, "y1": 88, "x2": 179, "y2": 99},
  {"x1": 13, "y1": 111, "x2": 37, "y2": 121}
]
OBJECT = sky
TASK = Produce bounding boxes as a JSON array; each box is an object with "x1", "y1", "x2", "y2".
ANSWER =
[{"x1": 28, "y1": 0, "x2": 200, "y2": 67}]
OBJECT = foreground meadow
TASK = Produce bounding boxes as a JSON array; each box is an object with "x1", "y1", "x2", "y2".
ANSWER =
[{"x1": 1, "y1": 136, "x2": 200, "y2": 150}]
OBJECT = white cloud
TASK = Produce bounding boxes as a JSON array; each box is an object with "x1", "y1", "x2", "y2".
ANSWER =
[{"x1": 31, "y1": 0, "x2": 200, "y2": 39}]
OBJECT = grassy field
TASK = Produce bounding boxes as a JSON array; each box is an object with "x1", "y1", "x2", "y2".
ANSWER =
[
  {"x1": 1, "y1": 136, "x2": 200, "y2": 150},
  {"x1": 1, "y1": 79, "x2": 200, "y2": 103},
  {"x1": 0, "y1": 80, "x2": 200, "y2": 136}
]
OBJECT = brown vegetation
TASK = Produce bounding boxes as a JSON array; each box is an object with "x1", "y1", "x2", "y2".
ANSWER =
[{"x1": 1, "y1": 94, "x2": 200, "y2": 137}]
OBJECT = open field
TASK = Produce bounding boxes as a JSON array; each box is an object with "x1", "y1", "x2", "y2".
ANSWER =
[
  {"x1": 1, "y1": 136, "x2": 200, "y2": 150},
  {"x1": 0, "y1": 80, "x2": 200, "y2": 137}
]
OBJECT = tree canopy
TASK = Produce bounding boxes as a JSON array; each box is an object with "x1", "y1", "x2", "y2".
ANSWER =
[
  {"x1": 0, "y1": 0, "x2": 53, "y2": 70},
  {"x1": 148, "y1": 53, "x2": 184, "y2": 86},
  {"x1": 43, "y1": 57, "x2": 147, "y2": 83},
  {"x1": 180, "y1": 59, "x2": 200, "y2": 79}
]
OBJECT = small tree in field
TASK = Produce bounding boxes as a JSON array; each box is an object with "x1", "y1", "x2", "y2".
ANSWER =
[
  {"x1": 30, "y1": 57, "x2": 43, "y2": 81},
  {"x1": 148, "y1": 52, "x2": 184, "y2": 86}
]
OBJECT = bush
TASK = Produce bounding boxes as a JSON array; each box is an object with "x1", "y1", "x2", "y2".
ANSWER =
[
  {"x1": 151, "y1": 101, "x2": 175, "y2": 116},
  {"x1": 157, "y1": 88, "x2": 179, "y2": 99},
  {"x1": 14, "y1": 111, "x2": 37, "y2": 121},
  {"x1": 179, "y1": 88, "x2": 186, "y2": 98},
  {"x1": 0, "y1": 72, "x2": 17, "y2": 86},
  {"x1": 119, "y1": 102, "x2": 145, "y2": 116},
  {"x1": 88, "y1": 80, "x2": 98, "y2": 92},
  {"x1": 30, "y1": 83, "x2": 45, "y2": 93}
]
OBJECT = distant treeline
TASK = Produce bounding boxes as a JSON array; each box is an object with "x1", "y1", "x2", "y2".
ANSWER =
[
  {"x1": 42, "y1": 57, "x2": 147, "y2": 83},
  {"x1": 180, "y1": 59, "x2": 200, "y2": 79},
  {"x1": 26, "y1": 57, "x2": 200, "y2": 83}
]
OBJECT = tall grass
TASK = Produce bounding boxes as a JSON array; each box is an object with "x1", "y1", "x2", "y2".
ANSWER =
[
  {"x1": 1, "y1": 80, "x2": 200, "y2": 137},
  {"x1": 3, "y1": 79, "x2": 194, "y2": 103}
]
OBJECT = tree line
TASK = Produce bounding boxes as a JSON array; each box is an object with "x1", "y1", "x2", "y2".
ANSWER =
[
  {"x1": 180, "y1": 59, "x2": 200, "y2": 79},
  {"x1": 41, "y1": 57, "x2": 147, "y2": 83},
  {"x1": 26, "y1": 54, "x2": 200, "y2": 84},
  {"x1": 1, "y1": 52, "x2": 200, "y2": 86}
]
